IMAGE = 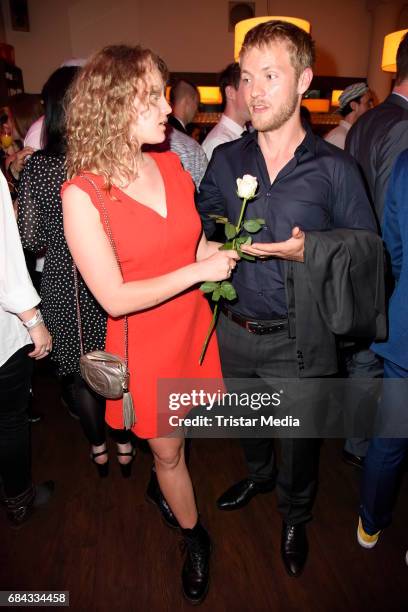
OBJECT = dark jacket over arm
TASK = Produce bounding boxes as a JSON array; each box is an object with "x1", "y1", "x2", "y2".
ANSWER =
[{"x1": 287, "y1": 230, "x2": 386, "y2": 377}]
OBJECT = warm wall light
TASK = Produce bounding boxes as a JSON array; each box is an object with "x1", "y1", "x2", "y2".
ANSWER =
[
  {"x1": 382, "y1": 29, "x2": 408, "y2": 72},
  {"x1": 234, "y1": 16, "x2": 311, "y2": 60},
  {"x1": 331, "y1": 90, "x2": 343, "y2": 107},
  {"x1": 166, "y1": 85, "x2": 222, "y2": 105},
  {"x1": 197, "y1": 86, "x2": 222, "y2": 105},
  {"x1": 301, "y1": 99, "x2": 330, "y2": 113}
]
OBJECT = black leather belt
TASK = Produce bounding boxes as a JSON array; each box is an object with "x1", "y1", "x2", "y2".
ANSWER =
[{"x1": 221, "y1": 305, "x2": 288, "y2": 335}]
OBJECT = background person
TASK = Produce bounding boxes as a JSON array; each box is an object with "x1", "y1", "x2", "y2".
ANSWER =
[
  {"x1": 324, "y1": 82, "x2": 373, "y2": 150},
  {"x1": 343, "y1": 32, "x2": 408, "y2": 469},
  {"x1": 0, "y1": 169, "x2": 53, "y2": 527},
  {"x1": 323, "y1": 81, "x2": 376, "y2": 470},
  {"x1": 202, "y1": 62, "x2": 250, "y2": 161},
  {"x1": 17, "y1": 67, "x2": 135, "y2": 479},
  {"x1": 168, "y1": 79, "x2": 200, "y2": 134},
  {"x1": 3, "y1": 94, "x2": 43, "y2": 185},
  {"x1": 357, "y1": 149, "x2": 408, "y2": 549},
  {"x1": 346, "y1": 32, "x2": 408, "y2": 225}
]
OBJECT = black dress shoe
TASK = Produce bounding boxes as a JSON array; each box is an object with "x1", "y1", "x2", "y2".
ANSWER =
[
  {"x1": 181, "y1": 522, "x2": 211, "y2": 605},
  {"x1": 281, "y1": 522, "x2": 308, "y2": 577},
  {"x1": 216, "y1": 478, "x2": 275, "y2": 511},
  {"x1": 145, "y1": 470, "x2": 179, "y2": 529},
  {"x1": 342, "y1": 449, "x2": 365, "y2": 469}
]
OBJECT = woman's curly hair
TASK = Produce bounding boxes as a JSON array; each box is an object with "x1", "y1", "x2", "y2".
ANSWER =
[{"x1": 65, "y1": 44, "x2": 168, "y2": 188}]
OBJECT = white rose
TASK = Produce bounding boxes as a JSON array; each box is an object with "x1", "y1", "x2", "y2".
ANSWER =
[{"x1": 236, "y1": 174, "x2": 258, "y2": 200}]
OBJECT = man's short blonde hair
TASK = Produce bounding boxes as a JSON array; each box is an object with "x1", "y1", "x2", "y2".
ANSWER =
[{"x1": 240, "y1": 20, "x2": 315, "y2": 79}]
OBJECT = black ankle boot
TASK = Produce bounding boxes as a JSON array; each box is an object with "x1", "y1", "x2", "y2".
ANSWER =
[
  {"x1": 181, "y1": 522, "x2": 211, "y2": 604},
  {"x1": 3, "y1": 481, "x2": 54, "y2": 528},
  {"x1": 145, "y1": 470, "x2": 179, "y2": 529}
]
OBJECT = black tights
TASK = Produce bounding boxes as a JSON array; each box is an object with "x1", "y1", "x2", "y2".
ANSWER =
[{"x1": 72, "y1": 374, "x2": 130, "y2": 446}]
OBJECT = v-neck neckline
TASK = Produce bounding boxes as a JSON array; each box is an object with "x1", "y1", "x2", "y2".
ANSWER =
[{"x1": 114, "y1": 153, "x2": 168, "y2": 220}]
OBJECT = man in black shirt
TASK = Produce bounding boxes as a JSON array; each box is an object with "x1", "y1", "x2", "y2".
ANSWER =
[{"x1": 197, "y1": 20, "x2": 377, "y2": 577}]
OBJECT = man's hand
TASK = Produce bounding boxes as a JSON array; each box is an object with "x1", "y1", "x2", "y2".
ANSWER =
[{"x1": 240, "y1": 226, "x2": 305, "y2": 262}]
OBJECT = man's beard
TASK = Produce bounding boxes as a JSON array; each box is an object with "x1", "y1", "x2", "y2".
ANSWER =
[{"x1": 251, "y1": 91, "x2": 299, "y2": 132}]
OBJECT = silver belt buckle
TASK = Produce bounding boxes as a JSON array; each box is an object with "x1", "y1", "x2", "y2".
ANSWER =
[{"x1": 246, "y1": 320, "x2": 261, "y2": 334}]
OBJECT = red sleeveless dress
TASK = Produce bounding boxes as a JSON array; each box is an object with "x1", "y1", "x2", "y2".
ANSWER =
[{"x1": 63, "y1": 152, "x2": 222, "y2": 438}]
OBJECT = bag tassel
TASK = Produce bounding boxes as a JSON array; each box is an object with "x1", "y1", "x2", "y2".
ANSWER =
[{"x1": 123, "y1": 389, "x2": 136, "y2": 430}]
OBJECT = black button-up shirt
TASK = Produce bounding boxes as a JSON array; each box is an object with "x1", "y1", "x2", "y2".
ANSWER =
[{"x1": 197, "y1": 128, "x2": 377, "y2": 319}]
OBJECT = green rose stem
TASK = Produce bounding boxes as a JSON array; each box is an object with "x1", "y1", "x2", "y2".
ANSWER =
[
  {"x1": 233, "y1": 197, "x2": 250, "y2": 248},
  {"x1": 198, "y1": 306, "x2": 218, "y2": 365},
  {"x1": 198, "y1": 197, "x2": 249, "y2": 366}
]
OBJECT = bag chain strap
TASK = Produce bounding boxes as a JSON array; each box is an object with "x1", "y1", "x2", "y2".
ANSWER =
[{"x1": 73, "y1": 174, "x2": 129, "y2": 368}]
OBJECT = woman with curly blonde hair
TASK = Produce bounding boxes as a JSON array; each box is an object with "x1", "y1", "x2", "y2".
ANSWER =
[{"x1": 62, "y1": 44, "x2": 238, "y2": 604}]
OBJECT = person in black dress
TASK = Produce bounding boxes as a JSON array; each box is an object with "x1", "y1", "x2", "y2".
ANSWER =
[{"x1": 17, "y1": 66, "x2": 134, "y2": 477}]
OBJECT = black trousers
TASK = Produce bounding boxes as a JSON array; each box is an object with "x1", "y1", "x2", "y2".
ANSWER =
[
  {"x1": 216, "y1": 313, "x2": 320, "y2": 525},
  {"x1": 0, "y1": 345, "x2": 33, "y2": 497}
]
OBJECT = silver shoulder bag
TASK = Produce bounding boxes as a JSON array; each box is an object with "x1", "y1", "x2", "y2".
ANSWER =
[{"x1": 73, "y1": 174, "x2": 136, "y2": 430}]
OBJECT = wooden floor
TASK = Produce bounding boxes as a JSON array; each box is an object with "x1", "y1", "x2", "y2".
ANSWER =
[{"x1": 1, "y1": 364, "x2": 407, "y2": 612}]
